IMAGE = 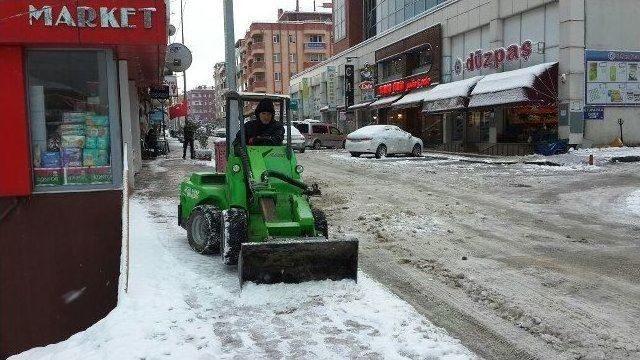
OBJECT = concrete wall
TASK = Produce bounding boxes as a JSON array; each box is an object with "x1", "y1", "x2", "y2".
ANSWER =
[{"x1": 583, "y1": 0, "x2": 640, "y2": 145}]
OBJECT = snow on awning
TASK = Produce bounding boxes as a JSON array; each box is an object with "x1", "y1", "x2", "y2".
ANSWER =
[
  {"x1": 319, "y1": 105, "x2": 330, "y2": 112},
  {"x1": 392, "y1": 86, "x2": 435, "y2": 109},
  {"x1": 368, "y1": 94, "x2": 404, "y2": 109},
  {"x1": 422, "y1": 76, "x2": 483, "y2": 113},
  {"x1": 348, "y1": 101, "x2": 373, "y2": 111},
  {"x1": 468, "y1": 62, "x2": 558, "y2": 108}
]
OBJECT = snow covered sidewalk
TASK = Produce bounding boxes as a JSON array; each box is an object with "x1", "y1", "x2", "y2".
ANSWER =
[{"x1": 12, "y1": 197, "x2": 476, "y2": 360}]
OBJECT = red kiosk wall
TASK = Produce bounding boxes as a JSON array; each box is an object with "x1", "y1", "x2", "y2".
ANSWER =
[{"x1": 0, "y1": 46, "x2": 31, "y2": 196}]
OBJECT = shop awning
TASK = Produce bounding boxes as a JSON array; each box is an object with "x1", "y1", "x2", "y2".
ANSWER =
[
  {"x1": 422, "y1": 76, "x2": 483, "y2": 113},
  {"x1": 468, "y1": 62, "x2": 558, "y2": 108},
  {"x1": 368, "y1": 94, "x2": 404, "y2": 109},
  {"x1": 392, "y1": 86, "x2": 435, "y2": 109},
  {"x1": 319, "y1": 105, "x2": 330, "y2": 112},
  {"x1": 348, "y1": 101, "x2": 373, "y2": 110}
]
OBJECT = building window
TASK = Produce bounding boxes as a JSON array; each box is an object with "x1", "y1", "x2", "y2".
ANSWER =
[
  {"x1": 255, "y1": 55, "x2": 264, "y2": 63},
  {"x1": 334, "y1": 0, "x2": 346, "y2": 41},
  {"x1": 273, "y1": 34, "x2": 280, "y2": 43},
  {"x1": 288, "y1": 34, "x2": 296, "y2": 43},
  {"x1": 309, "y1": 35, "x2": 323, "y2": 43},
  {"x1": 290, "y1": 53, "x2": 297, "y2": 63},
  {"x1": 27, "y1": 50, "x2": 120, "y2": 190},
  {"x1": 274, "y1": 72, "x2": 281, "y2": 82},
  {"x1": 309, "y1": 53, "x2": 327, "y2": 62},
  {"x1": 380, "y1": 56, "x2": 404, "y2": 81},
  {"x1": 273, "y1": 53, "x2": 281, "y2": 63}
]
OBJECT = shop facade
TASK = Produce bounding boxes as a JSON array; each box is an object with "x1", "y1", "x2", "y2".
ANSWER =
[
  {"x1": 0, "y1": 1, "x2": 167, "y2": 357},
  {"x1": 291, "y1": 0, "x2": 640, "y2": 151}
]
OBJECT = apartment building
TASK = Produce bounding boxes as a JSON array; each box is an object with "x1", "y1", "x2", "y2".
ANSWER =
[
  {"x1": 187, "y1": 85, "x2": 216, "y2": 123},
  {"x1": 237, "y1": 9, "x2": 333, "y2": 95},
  {"x1": 213, "y1": 62, "x2": 227, "y2": 124}
]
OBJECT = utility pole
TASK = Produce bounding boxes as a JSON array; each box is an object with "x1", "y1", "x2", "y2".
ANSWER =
[
  {"x1": 223, "y1": 0, "x2": 240, "y2": 141},
  {"x1": 181, "y1": 0, "x2": 188, "y2": 122}
]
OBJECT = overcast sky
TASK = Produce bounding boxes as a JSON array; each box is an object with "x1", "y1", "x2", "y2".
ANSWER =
[{"x1": 169, "y1": 0, "x2": 331, "y2": 91}]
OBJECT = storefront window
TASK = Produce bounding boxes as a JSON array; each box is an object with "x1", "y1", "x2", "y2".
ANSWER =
[{"x1": 28, "y1": 50, "x2": 119, "y2": 190}]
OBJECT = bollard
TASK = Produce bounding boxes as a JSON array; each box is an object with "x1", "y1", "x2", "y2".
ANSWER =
[{"x1": 588, "y1": 154, "x2": 594, "y2": 165}]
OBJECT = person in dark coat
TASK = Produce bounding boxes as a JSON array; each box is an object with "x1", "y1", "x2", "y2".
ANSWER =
[
  {"x1": 182, "y1": 119, "x2": 196, "y2": 159},
  {"x1": 238, "y1": 98, "x2": 285, "y2": 146}
]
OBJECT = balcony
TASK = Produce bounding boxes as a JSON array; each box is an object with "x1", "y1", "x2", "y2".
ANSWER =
[
  {"x1": 250, "y1": 42, "x2": 265, "y2": 55},
  {"x1": 251, "y1": 61, "x2": 265, "y2": 71},
  {"x1": 249, "y1": 80, "x2": 267, "y2": 91},
  {"x1": 303, "y1": 61, "x2": 318, "y2": 69},
  {"x1": 303, "y1": 42, "x2": 327, "y2": 52}
]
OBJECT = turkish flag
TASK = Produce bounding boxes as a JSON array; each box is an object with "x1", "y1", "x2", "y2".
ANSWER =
[{"x1": 169, "y1": 101, "x2": 188, "y2": 119}]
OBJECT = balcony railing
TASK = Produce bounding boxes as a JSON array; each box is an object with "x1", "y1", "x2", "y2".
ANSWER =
[
  {"x1": 250, "y1": 42, "x2": 265, "y2": 54},
  {"x1": 251, "y1": 80, "x2": 266, "y2": 89},
  {"x1": 303, "y1": 42, "x2": 327, "y2": 51}
]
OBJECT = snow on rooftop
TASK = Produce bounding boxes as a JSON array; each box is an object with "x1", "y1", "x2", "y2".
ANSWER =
[
  {"x1": 423, "y1": 76, "x2": 484, "y2": 102},
  {"x1": 471, "y1": 62, "x2": 558, "y2": 95}
]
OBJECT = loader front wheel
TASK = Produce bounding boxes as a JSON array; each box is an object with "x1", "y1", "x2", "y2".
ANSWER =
[
  {"x1": 221, "y1": 208, "x2": 248, "y2": 265},
  {"x1": 312, "y1": 208, "x2": 329, "y2": 238},
  {"x1": 187, "y1": 205, "x2": 222, "y2": 255}
]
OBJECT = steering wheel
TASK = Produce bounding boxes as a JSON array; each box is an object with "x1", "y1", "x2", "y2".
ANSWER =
[{"x1": 251, "y1": 136, "x2": 278, "y2": 146}]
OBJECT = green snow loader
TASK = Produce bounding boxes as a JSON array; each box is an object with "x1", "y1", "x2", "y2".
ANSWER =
[{"x1": 178, "y1": 92, "x2": 358, "y2": 286}]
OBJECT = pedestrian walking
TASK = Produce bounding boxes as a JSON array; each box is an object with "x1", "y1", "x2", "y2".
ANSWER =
[{"x1": 183, "y1": 119, "x2": 196, "y2": 159}]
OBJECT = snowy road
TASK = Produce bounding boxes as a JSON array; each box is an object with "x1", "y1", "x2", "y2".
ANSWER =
[
  {"x1": 12, "y1": 143, "x2": 476, "y2": 360},
  {"x1": 301, "y1": 148, "x2": 640, "y2": 360}
]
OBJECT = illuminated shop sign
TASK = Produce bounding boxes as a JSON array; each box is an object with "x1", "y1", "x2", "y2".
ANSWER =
[
  {"x1": 455, "y1": 40, "x2": 534, "y2": 75},
  {"x1": 27, "y1": 5, "x2": 157, "y2": 28},
  {"x1": 376, "y1": 75, "x2": 432, "y2": 97}
]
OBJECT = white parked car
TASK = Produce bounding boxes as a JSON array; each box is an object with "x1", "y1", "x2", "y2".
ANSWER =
[
  {"x1": 285, "y1": 125, "x2": 306, "y2": 153},
  {"x1": 345, "y1": 125, "x2": 423, "y2": 158}
]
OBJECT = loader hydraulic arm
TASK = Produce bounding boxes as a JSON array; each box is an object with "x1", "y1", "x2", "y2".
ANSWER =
[{"x1": 260, "y1": 170, "x2": 321, "y2": 196}]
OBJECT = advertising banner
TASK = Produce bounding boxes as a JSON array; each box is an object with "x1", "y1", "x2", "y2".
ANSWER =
[
  {"x1": 344, "y1": 64, "x2": 355, "y2": 109},
  {"x1": 585, "y1": 50, "x2": 640, "y2": 106},
  {"x1": 326, "y1": 66, "x2": 337, "y2": 110},
  {"x1": 164, "y1": 75, "x2": 178, "y2": 97}
]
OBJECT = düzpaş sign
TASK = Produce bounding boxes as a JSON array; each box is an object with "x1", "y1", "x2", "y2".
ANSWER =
[
  {"x1": 27, "y1": 5, "x2": 157, "y2": 28},
  {"x1": 455, "y1": 40, "x2": 534, "y2": 75}
]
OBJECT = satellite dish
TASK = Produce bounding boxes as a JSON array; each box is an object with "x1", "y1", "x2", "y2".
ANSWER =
[
  {"x1": 165, "y1": 43, "x2": 192, "y2": 72},
  {"x1": 168, "y1": 24, "x2": 177, "y2": 36}
]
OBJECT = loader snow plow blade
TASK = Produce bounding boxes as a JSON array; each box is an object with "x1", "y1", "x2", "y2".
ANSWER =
[{"x1": 239, "y1": 237, "x2": 358, "y2": 286}]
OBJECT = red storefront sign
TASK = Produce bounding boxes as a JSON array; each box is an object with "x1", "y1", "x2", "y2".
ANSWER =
[
  {"x1": 169, "y1": 101, "x2": 189, "y2": 119},
  {"x1": 0, "y1": 1, "x2": 166, "y2": 45},
  {"x1": 376, "y1": 75, "x2": 432, "y2": 97}
]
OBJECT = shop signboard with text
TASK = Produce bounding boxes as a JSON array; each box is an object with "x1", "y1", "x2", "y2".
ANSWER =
[
  {"x1": 326, "y1": 66, "x2": 337, "y2": 110},
  {"x1": 454, "y1": 40, "x2": 534, "y2": 76},
  {"x1": 585, "y1": 50, "x2": 640, "y2": 106},
  {"x1": 376, "y1": 75, "x2": 432, "y2": 97},
  {"x1": 0, "y1": 1, "x2": 166, "y2": 45}
]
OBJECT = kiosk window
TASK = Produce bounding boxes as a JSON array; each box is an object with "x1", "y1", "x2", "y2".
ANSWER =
[{"x1": 27, "y1": 50, "x2": 120, "y2": 190}]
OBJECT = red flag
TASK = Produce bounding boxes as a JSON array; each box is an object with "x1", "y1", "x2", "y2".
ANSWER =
[{"x1": 169, "y1": 101, "x2": 188, "y2": 119}]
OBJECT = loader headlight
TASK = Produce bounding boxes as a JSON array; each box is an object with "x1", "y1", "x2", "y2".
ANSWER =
[
  {"x1": 232, "y1": 164, "x2": 241, "y2": 173},
  {"x1": 295, "y1": 165, "x2": 304, "y2": 174}
]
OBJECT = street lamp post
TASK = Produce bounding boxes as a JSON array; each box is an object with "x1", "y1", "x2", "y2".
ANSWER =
[{"x1": 223, "y1": 0, "x2": 240, "y2": 142}]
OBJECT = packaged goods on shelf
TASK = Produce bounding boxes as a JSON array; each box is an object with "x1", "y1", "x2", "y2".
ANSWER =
[
  {"x1": 62, "y1": 148, "x2": 83, "y2": 167},
  {"x1": 60, "y1": 124, "x2": 86, "y2": 136},
  {"x1": 86, "y1": 114, "x2": 109, "y2": 126},
  {"x1": 83, "y1": 148, "x2": 109, "y2": 167},
  {"x1": 86, "y1": 125, "x2": 109, "y2": 137},
  {"x1": 41, "y1": 151, "x2": 61, "y2": 168},
  {"x1": 61, "y1": 134, "x2": 86, "y2": 148},
  {"x1": 85, "y1": 136, "x2": 97, "y2": 149},
  {"x1": 34, "y1": 168, "x2": 63, "y2": 186},
  {"x1": 62, "y1": 111, "x2": 87, "y2": 123},
  {"x1": 96, "y1": 135, "x2": 109, "y2": 150},
  {"x1": 87, "y1": 166, "x2": 112, "y2": 184},
  {"x1": 64, "y1": 167, "x2": 89, "y2": 185}
]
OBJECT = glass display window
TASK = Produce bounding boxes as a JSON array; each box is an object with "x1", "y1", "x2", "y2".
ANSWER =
[{"x1": 27, "y1": 50, "x2": 122, "y2": 191}]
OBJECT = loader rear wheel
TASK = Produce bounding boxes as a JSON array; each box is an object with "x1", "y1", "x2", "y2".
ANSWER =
[
  {"x1": 312, "y1": 208, "x2": 329, "y2": 238},
  {"x1": 221, "y1": 208, "x2": 248, "y2": 265},
  {"x1": 187, "y1": 205, "x2": 222, "y2": 255}
]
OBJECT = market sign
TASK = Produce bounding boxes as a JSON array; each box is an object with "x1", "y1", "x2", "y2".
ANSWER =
[
  {"x1": 456, "y1": 40, "x2": 533, "y2": 75},
  {"x1": 585, "y1": 49, "x2": 640, "y2": 106},
  {"x1": 344, "y1": 64, "x2": 355, "y2": 108},
  {"x1": 376, "y1": 75, "x2": 432, "y2": 97},
  {"x1": 27, "y1": 5, "x2": 157, "y2": 28}
]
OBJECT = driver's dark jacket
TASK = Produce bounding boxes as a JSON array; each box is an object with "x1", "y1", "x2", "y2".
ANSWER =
[{"x1": 241, "y1": 119, "x2": 285, "y2": 145}]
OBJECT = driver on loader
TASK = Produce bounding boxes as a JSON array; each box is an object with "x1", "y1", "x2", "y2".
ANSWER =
[{"x1": 239, "y1": 98, "x2": 285, "y2": 146}]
